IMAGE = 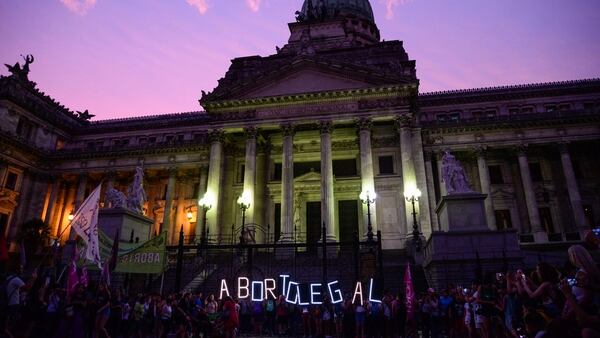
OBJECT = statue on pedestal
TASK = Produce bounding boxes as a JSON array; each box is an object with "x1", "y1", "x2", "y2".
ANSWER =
[
  {"x1": 441, "y1": 151, "x2": 473, "y2": 194},
  {"x1": 126, "y1": 167, "x2": 147, "y2": 214},
  {"x1": 105, "y1": 188, "x2": 127, "y2": 209},
  {"x1": 104, "y1": 166, "x2": 147, "y2": 215}
]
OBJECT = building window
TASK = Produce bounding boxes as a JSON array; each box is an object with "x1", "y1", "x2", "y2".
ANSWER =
[
  {"x1": 4, "y1": 172, "x2": 18, "y2": 190},
  {"x1": 545, "y1": 105, "x2": 557, "y2": 113},
  {"x1": 558, "y1": 103, "x2": 571, "y2": 111},
  {"x1": 16, "y1": 117, "x2": 33, "y2": 140},
  {"x1": 448, "y1": 112, "x2": 460, "y2": 122},
  {"x1": 274, "y1": 203, "x2": 281, "y2": 242},
  {"x1": 378, "y1": 156, "x2": 394, "y2": 175},
  {"x1": 237, "y1": 164, "x2": 245, "y2": 184},
  {"x1": 294, "y1": 161, "x2": 320, "y2": 177},
  {"x1": 87, "y1": 141, "x2": 96, "y2": 149},
  {"x1": 164, "y1": 135, "x2": 174, "y2": 143},
  {"x1": 488, "y1": 165, "x2": 504, "y2": 184},
  {"x1": 508, "y1": 107, "x2": 520, "y2": 115},
  {"x1": 529, "y1": 162, "x2": 543, "y2": 182},
  {"x1": 494, "y1": 210, "x2": 512, "y2": 230},
  {"x1": 139, "y1": 137, "x2": 148, "y2": 145},
  {"x1": 176, "y1": 134, "x2": 185, "y2": 142},
  {"x1": 521, "y1": 106, "x2": 534, "y2": 114},
  {"x1": 149, "y1": 137, "x2": 157, "y2": 144},
  {"x1": 436, "y1": 114, "x2": 447, "y2": 123},
  {"x1": 272, "y1": 163, "x2": 282, "y2": 181},
  {"x1": 485, "y1": 110, "x2": 496, "y2": 118},
  {"x1": 471, "y1": 111, "x2": 483, "y2": 119},
  {"x1": 333, "y1": 159, "x2": 358, "y2": 177},
  {"x1": 539, "y1": 207, "x2": 555, "y2": 233},
  {"x1": 191, "y1": 183, "x2": 199, "y2": 199}
]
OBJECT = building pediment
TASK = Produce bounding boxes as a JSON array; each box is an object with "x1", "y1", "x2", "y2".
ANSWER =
[
  {"x1": 239, "y1": 68, "x2": 373, "y2": 99},
  {"x1": 294, "y1": 170, "x2": 322, "y2": 183}
]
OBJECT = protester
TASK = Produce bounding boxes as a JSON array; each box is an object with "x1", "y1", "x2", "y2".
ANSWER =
[{"x1": 1, "y1": 241, "x2": 598, "y2": 338}]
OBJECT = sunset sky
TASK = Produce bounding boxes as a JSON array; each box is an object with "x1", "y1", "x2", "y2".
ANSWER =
[{"x1": 1, "y1": 0, "x2": 599, "y2": 120}]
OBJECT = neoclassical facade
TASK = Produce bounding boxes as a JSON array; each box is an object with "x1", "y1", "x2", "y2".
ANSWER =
[{"x1": 1, "y1": 0, "x2": 599, "y2": 255}]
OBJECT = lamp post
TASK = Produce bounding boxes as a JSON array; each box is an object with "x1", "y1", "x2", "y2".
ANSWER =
[
  {"x1": 404, "y1": 187, "x2": 422, "y2": 251},
  {"x1": 359, "y1": 190, "x2": 377, "y2": 242},
  {"x1": 237, "y1": 192, "x2": 251, "y2": 245},
  {"x1": 198, "y1": 194, "x2": 213, "y2": 244}
]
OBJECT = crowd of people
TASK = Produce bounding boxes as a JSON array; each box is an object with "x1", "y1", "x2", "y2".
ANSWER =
[{"x1": 1, "y1": 243, "x2": 599, "y2": 338}]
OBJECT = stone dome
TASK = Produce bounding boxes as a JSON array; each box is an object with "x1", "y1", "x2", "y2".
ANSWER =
[{"x1": 300, "y1": 0, "x2": 375, "y2": 22}]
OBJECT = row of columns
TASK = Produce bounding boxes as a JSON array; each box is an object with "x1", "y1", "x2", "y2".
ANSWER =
[{"x1": 430, "y1": 143, "x2": 587, "y2": 238}]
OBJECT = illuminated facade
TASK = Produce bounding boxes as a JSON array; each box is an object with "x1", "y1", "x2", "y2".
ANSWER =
[{"x1": 1, "y1": 0, "x2": 599, "y2": 260}]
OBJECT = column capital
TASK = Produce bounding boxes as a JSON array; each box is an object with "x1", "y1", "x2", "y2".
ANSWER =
[
  {"x1": 394, "y1": 114, "x2": 413, "y2": 130},
  {"x1": 280, "y1": 123, "x2": 296, "y2": 137},
  {"x1": 208, "y1": 129, "x2": 225, "y2": 143},
  {"x1": 473, "y1": 145, "x2": 489, "y2": 158},
  {"x1": 318, "y1": 120, "x2": 334, "y2": 135},
  {"x1": 356, "y1": 117, "x2": 373, "y2": 131},
  {"x1": 243, "y1": 126, "x2": 259, "y2": 139},
  {"x1": 558, "y1": 141, "x2": 570, "y2": 154},
  {"x1": 514, "y1": 143, "x2": 529, "y2": 156},
  {"x1": 167, "y1": 166, "x2": 178, "y2": 176}
]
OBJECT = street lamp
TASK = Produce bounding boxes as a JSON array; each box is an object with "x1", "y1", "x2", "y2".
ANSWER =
[
  {"x1": 68, "y1": 211, "x2": 75, "y2": 221},
  {"x1": 198, "y1": 193, "x2": 214, "y2": 243},
  {"x1": 359, "y1": 189, "x2": 377, "y2": 241},
  {"x1": 237, "y1": 191, "x2": 251, "y2": 244},
  {"x1": 404, "y1": 186, "x2": 422, "y2": 251}
]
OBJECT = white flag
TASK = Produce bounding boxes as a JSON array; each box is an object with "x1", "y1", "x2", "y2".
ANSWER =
[{"x1": 70, "y1": 184, "x2": 102, "y2": 269}]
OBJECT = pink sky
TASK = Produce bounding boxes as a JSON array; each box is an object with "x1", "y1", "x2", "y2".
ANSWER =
[{"x1": 1, "y1": 0, "x2": 599, "y2": 120}]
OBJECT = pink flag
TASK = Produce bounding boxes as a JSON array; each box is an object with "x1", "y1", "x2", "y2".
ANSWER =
[
  {"x1": 404, "y1": 262, "x2": 416, "y2": 321},
  {"x1": 79, "y1": 265, "x2": 88, "y2": 288},
  {"x1": 66, "y1": 245, "x2": 79, "y2": 296}
]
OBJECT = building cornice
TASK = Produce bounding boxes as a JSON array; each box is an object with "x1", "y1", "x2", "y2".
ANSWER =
[
  {"x1": 418, "y1": 78, "x2": 600, "y2": 107},
  {"x1": 202, "y1": 83, "x2": 418, "y2": 113}
]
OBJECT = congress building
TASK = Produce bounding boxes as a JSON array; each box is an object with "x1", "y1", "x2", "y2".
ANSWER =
[{"x1": 1, "y1": 0, "x2": 599, "y2": 277}]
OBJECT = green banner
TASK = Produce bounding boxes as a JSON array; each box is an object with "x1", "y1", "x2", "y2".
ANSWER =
[{"x1": 89, "y1": 230, "x2": 167, "y2": 274}]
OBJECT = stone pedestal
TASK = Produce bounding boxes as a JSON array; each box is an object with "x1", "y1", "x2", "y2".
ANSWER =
[
  {"x1": 436, "y1": 193, "x2": 488, "y2": 231},
  {"x1": 424, "y1": 193, "x2": 523, "y2": 289},
  {"x1": 98, "y1": 208, "x2": 154, "y2": 242}
]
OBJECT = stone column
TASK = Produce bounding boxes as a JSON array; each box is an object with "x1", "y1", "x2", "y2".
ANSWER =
[
  {"x1": 517, "y1": 145, "x2": 544, "y2": 240},
  {"x1": 476, "y1": 147, "x2": 497, "y2": 230},
  {"x1": 412, "y1": 129, "x2": 433, "y2": 237},
  {"x1": 319, "y1": 121, "x2": 336, "y2": 241},
  {"x1": 44, "y1": 177, "x2": 60, "y2": 227},
  {"x1": 163, "y1": 167, "x2": 176, "y2": 242},
  {"x1": 559, "y1": 143, "x2": 586, "y2": 231},
  {"x1": 74, "y1": 173, "x2": 88, "y2": 211},
  {"x1": 8, "y1": 171, "x2": 33, "y2": 241},
  {"x1": 195, "y1": 165, "x2": 208, "y2": 239},
  {"x1": 280, "y1": 124, "x2": 295, "y2": 242},
  {"x1": 206, "y1": 129, "x2": 225, "y2": 241},
  {"x1": 357, "y1": 118, "x2": 377, "y2": 235},
  {"x1": 242, "y1": 127, "x2": 258, "y2": 225},
  {"x1": 395, "y1": 116, "x2": 417, "y2": 234},
  {"x1": 424, "y1": 151, "x2": 439, "y2": 231},
  {"x1": 436, "y1": 152, "x2": 447, "y2": 197},
  {"x1": 69, "y1": 173, "x2": 88, "y2": 240}
]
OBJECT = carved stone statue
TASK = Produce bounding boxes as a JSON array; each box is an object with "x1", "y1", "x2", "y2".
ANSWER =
[
  {"x1": 4, "y1": 54, "x2": 34, "y2": 82},
  {"x1": 76, "y1": 109, "x2": 95, "y2": 121},
  {"x1": 126, "y1": 166, "x2": 147, "y2": 214},
  {"x1": 105, "y1": 188, "x2": 127, "y2": 209},
  {"x1": 441, "y1": 150, "x2": 473, "y2": 194}
]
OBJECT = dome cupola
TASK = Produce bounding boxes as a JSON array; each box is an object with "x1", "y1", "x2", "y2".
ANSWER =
[{"x1": 299, "y1": 0, "x2": 375, "y2": 23}]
